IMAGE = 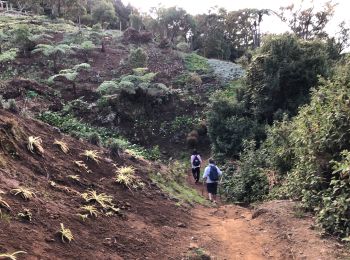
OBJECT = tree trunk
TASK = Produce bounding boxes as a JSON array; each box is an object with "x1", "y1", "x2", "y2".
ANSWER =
[
  {"x1": 58, "y1": 0, "x2": 61, "y2": 17},
  {"x1": 72, "y1": 82, "x2": 77, "y2": 96},
  {"x1": 101, "y1": 40, "x2": 106, "y2": 53},
  {"x1": 53, "y1": 56, "x2": 58, "y2": 73}
]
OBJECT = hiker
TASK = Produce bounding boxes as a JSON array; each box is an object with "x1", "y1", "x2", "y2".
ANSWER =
[
  {"x1": 190, "y1": 150, "x2": 202, "y2": 183},
  {"x1": 202, "y1": 158, "x2": 222, "y2": 203}
]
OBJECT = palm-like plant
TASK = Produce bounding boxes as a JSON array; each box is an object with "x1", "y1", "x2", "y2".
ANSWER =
[
  {"x1": 73, "y1": 160, "x2": 91, "y2": 173},
  {"x1": 0, "y1": 251, "x2": 27, "y2": 260},
  {"x1": 58, "y1": 223, "x2": 73, "y2": 243},
  {"x1": 10, "y1": 187, "x2": 36, "y2": 200},
  {"x1": 48, "y1": 63, "x2": 90, "y2": 95},
  {"x1": 53, "y1": 139, "x2": 69, "y2": 154},
  {"x1": 81, "y1": 190, "x2": 114, "y2": 209},
  {"x1": 80, "y1": 205, "x2": 98, "y2": 217},
  {"x1": 32, "y1": 43, "x2": 74, "y2": 73},
  {"x1": 115, "y1": 166, "x2": 137, "y2": 189},
  {"x1": 81, "y1": 150, "x2": 101, "y2": 163},
  {"x1": 27, "y1": 136, "x2": 44, "y2": 155},
  {"x1": 67, "y1": 175, "x2": 80, "y2": 181},
  {"x1": 0, "y1": 196, "x2": 10, "y2": 210}
]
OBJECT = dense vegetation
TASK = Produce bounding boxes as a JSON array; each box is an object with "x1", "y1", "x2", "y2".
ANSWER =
[
  {"x1": 224, "y1": 58, "x2": 350, "y2": 239},
  {"x1": 203, "y1": 7, "x2": 350, "y2": 239}
]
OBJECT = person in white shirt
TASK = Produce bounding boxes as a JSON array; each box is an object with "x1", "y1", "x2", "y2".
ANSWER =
[
  {"x1": 202, "y1": 158, "x2": 222, "y2": 203},
  {"x1": 190, "y1": 150, "x2": 202, "y2": 184}
]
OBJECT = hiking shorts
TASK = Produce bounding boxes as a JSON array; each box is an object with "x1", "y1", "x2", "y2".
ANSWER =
[{"x1": 207, "y1": 182, "x2": 218, "y2": 195}]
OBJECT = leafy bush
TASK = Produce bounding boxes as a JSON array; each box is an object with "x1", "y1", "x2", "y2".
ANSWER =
[
  {"x1": 222, "y1": 140, "x2": 269, "y2": 203},
  {"x1": 236, "y1": 58, "x2": 350, "y2": 238},
  {"x1": 88, "y1": 132, "x2": 101, "y2": 146},
  {"x1": 241, "y1": 34, "x2": 331, "y2": 123},
  {"x1": 0, "y1": 48, "x2": 18, "y2": 63},
  {"x1": 38, "y1": 111, "x2": 150, "y2": 159},
  {"x1": 184, "y1": 53, "x2": 210, "y2": 74},
  {"x1": 148, "y1": 145, "x2": 161, "y2": 161},
  {"x1": 11, "y1": 25, "x2": 35, "y2": 55},
  {"x1": 207, "y1": 91, "x2": 264, "y2": 156},
  {"x1": 176, "y1": 42, "x2": 190, "y2": 52},
  {"x1": 97, "y1": 81, "x2": 119, "y2": 94},
  {"x1": 128, "y1": 48, "x2": 148, "y2": 68}
]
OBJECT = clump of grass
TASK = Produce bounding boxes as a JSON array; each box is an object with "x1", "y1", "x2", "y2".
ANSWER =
[
  {"x1": 115, "y1": 166, "x2": 136, "y2": 188},
  {"x1": 80, "y1": 205, "x2": 98, "y2": 218},
  {"x1": 8, "y1": 99, "x2": 19, "y2": 114},
  {"x1": 10, "y1": 187, "x2": 36, "y2": 201},
  {"x1": 18, "y1": 208, "x2": 32, "y2": 221},
  {"x1": 58, "y1": 223, "x2": 73, "y2": 243},
  {"x1": 54, "y1": 139, "x2": 69, "y2": 154},
  {"x1": 67, "y1": 175, "x2": 80, "y2": 181},
  {"x1": 0, "y1": 251, "x2": 27, "y2": 260},
  {"x1": 27, "y1": 136, "x2": 44, "y2": 155},
  {"x1": 73, "y1": 160, "x2": 91, "y2": 173},
  {"x1": 76, "y1": 213, "x2": 89, "y2": 222},
  {"x1": 0, "y1": 196, "x2": 10, "y2": 211},
  {"x1": 184, "y1": 53, "x2": 210, "y2": 73},
  {"x1": 81, "y1": 150, "x2": 101, "y2": 163},
  {"x1": 87, "y1": 132, "x2": 101, "y2": 146},
  {"x1": 81, "y1": 190, "x2": 114, "y2": 209}
]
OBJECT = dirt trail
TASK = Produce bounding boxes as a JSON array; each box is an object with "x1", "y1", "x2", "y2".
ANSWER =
[
  {"x1": 189, "y1": 205, "x2": 279, "y2": 260},
  {"x1": 184, "y1": 170, "x2": 348, "y2": 260}
]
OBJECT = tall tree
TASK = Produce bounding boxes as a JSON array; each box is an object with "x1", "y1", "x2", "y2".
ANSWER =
[{"x1": 276, "y1": 0, "x2": 336, "y2": 40}]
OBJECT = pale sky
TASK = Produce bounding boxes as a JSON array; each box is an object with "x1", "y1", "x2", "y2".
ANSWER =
[{"x1": 122, "y1": 0, "x2": 350, "y2": 36}]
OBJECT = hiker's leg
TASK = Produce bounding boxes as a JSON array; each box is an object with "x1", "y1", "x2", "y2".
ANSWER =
[
  {"x1": 212, "y1": 182, "x2": 218, "y2": 203},
  {"x1": 191, "y1": 168, "x2": 196, "y2": 181},
  {"x1": 195, "y1": 168, "x2": 200, "y2": 183},
  {"x1": 207, "y1": 183, "x2": 213, "y2": 201}
]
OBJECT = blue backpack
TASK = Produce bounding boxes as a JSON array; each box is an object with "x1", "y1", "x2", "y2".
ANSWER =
[{"x1": 209, "y1": 166, "x2": 219, "y2": 181}]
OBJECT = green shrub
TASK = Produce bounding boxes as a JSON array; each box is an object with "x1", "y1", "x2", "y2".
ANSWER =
[
  {"x1": 0, "y1": 48, "x2": 18, "y2": 63},
  {"x1": 148, "y1": 145, "x2": 161, "y2": 161},
  {"x1": 87, "y1": 132, "x2": 101, "y2": 146},
  {"x1": 97, "y1": 81, "x2": 119, "y2": 94},
  {"x1": 184, "y1": 53, "x2": 210, "y2": 74},
  {"x1": 38, "y1": 111, "x2": 148, "y2": 158},
  {"x1": 207, "y1": 92, "x2": 264, "y2": 156},
  {"x1": 11, "y1": 25, "x2": 35, "y2": 55},
  {"x1": 132, "y1": 67, "x2": 148, "y2": 76},
  {"x1": 187, "y1": 72, "x2": 202, "y2": 86},
  {"x1": 118, "y1": 81, "x2": 136, "y2": 94},
  {"x1": 236, "y1": 57, "x2": 350, "y2": 238},
  {"x1": 222, "y1": 140, "x2": 269, "y2": 203},
  {"x1": 6, "y1": 99, "x2": 19, "y2": 113},
  {"x1": 108, "y1": 139, "x2": 122, "y2": 156},
  {"x1": 128, "y1": 48, "x2": 148, "y2": 68},
  {"x1": 176, "y1": 42, "x2": 190, "y2": 52}
]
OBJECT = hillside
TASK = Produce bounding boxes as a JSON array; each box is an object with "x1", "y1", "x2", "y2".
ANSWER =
[
  {"x1": 1, "y1": 7, "x2": 350, "y2": 259},
  {"x1": 0, "y1": 109, "x2": 196, "y2": 259}
]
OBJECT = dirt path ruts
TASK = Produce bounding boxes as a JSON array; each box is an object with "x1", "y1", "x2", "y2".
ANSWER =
[{"x1": 184, "y1": 166, "x2": 348, "y2": 260}]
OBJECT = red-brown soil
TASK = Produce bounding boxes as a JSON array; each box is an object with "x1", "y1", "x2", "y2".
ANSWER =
[
  {"x1": 0, "y1": 109, "x2": 191, "y2": 259},
  {"x1": 1, "y1": 109, "x2": 349, "y2": 259},
  {"x1": 185, "y1": 201, "x2": 350, "y2": 260},
  {"x1": 184, "y1": 168, "x2": 349, "y2": 260}
]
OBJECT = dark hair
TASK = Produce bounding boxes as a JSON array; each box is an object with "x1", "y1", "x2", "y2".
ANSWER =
[
  {"x1": 209, "y1": 158, "x2": 215, "y2": 164},
  {"x1": 192, "y1": 150, "x2": 198, "y2": 155}
]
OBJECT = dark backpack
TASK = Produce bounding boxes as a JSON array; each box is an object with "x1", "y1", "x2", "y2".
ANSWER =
[
  {"x1": 193, "y1": 155, "x2": 201, "y2": 167},
  {"x1": 209, "y1": 165, "x2": 219, "y2": 181}
]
